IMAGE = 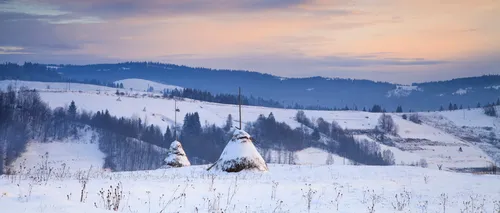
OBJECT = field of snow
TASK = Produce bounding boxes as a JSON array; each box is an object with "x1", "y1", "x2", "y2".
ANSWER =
[
  {"x1": 3, "y1": 80, "x2": 497, "y2": 170},
  {"x1": 114, "y1": 78, "x2": 182, "y2": 92},
  {"x1": 294, "y1": 148, "x2": 348, "y2": 165},
  {"x1": 1, "y1": 165, "x2": 500, "y2": 213},
  {"x1": 12, "y1": 128, "x2": 105, "y2": 174}
]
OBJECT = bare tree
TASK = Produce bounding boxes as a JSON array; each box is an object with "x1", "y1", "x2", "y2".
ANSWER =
[{"x1": 375, "y1": 113, "x2": 398, "y2": 141}]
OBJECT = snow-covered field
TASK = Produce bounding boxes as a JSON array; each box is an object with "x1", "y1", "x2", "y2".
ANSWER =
[
  {"x1": 114, "y1": 78, "x2": 182, "y2": 92},
  {"x1": 1, "y1": 79, "x2": 497, "y2": 170},
  {"x1": 1, "y1": 79, "x2": 500, "y2": 213},
  {"x1": 12, "y1": 128, "x2": 105, "y2": 174},
  {"x1": 1, "y1": 165, "x2": 500, "y2": 213}
]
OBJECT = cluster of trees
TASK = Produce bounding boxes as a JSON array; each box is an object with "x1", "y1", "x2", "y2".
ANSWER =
[
  {"x1": 295, "y1": 111, "x2": 395, "y2": 165},
  {"x1": 165, "y1": 88, "x2": 284, "y2": 108},
  {"x1": 402, "y1": 113, "x2": 422, "y2": 124},
  {"x1": 1, "y1": 86, "x2": 398, "y2": 174},
  {"x1": 439, "y1": 103, "x2": 463, "y2": 111},
  {"x1": 375, "y1": 114, "x2": 399, "y2": 142},
  {"x1": 0, "y1": 63, "x2": 123, "y2": 89},
  {"x1": 0, "y1": 86, "x2": 167, "y2": 173},
  {"x1": 483, "y1": 98, "x2": 500, "y2": 117},
  {"x1": 0, "y1": 63, "x2": 61, "y2": 81},
  {"x1": 484, "y1": 105, "x2": 497, "y2": 117},
  {"x1": 439, "y1": 99, "x2": 500, "y2": 112},
  {"x1": 246, "y1": 113, "x2": 312, "y2": 151},
  {"x1": 0, "y1": 86, "x2": 78, "y2": 174}
]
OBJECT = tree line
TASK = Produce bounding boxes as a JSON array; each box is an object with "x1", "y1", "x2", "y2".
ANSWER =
[{"x1": 1, "y1": 86, "x2": 396, "y2": 174}]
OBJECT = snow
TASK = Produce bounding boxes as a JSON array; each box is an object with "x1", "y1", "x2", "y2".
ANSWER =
[
  {"x1": 114, "y1": 78, "x2": 182, "y2": 92},
  {"x1": 2, "y1": 165, "x2": 500, "y2": 213},
  {"x1": 1, "y1": 80, "x2": 500, "y2": 212},
  {"x1": 419, "y1": 107, "x2": 500, "y2": 165},
  {"x1": 46, "y1": 65, "x2": 61, "y2": 70},
  {"x1": 354, "y1": 135, "x2": 421, "y2": 165},
  {"x1": 453, "y1": 87, "x2": 471, "y2": 95},
  {"x1": 294, "y1": 148, "x2": 347, "y2": 165},
  {"x1": 386, "y1": 85, "x2": 422, "y2": 98},
  {"x1": 209, "y1": 130, "x2": 268, "y2": 172},
  {"x1": 163, "y1": 141, "x2": 191, "y2": 167},
  {"x1": 3, "y1": 80, "x2": 497, "y2": 170},
  {"x1": 0, "y1": 80, "x2": 118, "y2": 92},
  {"x1": 12, "y1": 129, "x2": 104, "y2": 173},
  {"x1": 485, "y1": 85, "x2": 500, "y2": 90}
]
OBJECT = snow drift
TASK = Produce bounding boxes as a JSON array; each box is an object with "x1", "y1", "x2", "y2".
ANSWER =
[
  {"x1": 163, "y1": 141, "x2": 191, "y2": 168},
  {"x1": 208, "y1": 129, "x2": 268, "y2": 172}
]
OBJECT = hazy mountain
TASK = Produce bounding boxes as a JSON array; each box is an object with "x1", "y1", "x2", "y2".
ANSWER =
[{"x1": 1, "y1": 62, "x2": 499, "y2": 111}]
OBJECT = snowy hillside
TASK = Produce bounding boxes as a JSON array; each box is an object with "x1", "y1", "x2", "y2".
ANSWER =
[
  {"x1": 114, "y1": 78, "x2": 182, "y2": 92},
  {"x1": 2, "y1": 165, "x2": 500, "y2": 213},
  {"x1": 11, "y1": 127, "x2": 105, "y2": 174},
  {"x1": 3, "y1": 80, "x2": 499, "y2": 171},
  {"x1": 386, "y1": 85, "x2": 422, "y2": 98},
  {"x1": 0, "y1": 80, "x2": 118, "y2": 92}
]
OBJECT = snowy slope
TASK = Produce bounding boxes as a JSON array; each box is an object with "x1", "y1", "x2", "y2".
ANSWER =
[
  {"x1": 0, "y1": 80, "x2": 117, "y2": 92},
  {"x1": 294, "y1": 147, "x2": 348, "y2": 165},
  {"x1": 12, "y1": 128, "x2": 105, "y2": 173},
  {"x1": 114, "y1": 78, "x2": 182, "y2": 92},
  {"x1": 2, "y1": 165, "x2": 500, "y2": 213},
  {"x1": 7, "y1": 80, "x2": 498, "y2": 170}
]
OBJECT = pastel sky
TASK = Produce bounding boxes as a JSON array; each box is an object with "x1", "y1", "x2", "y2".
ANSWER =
[{"x1": 0, "y1": 0, "x2": 499, "y2": 83}]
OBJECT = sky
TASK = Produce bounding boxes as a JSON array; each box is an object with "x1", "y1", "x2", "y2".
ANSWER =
[{"x1": 0, "y1": 0, "x2": 499, "y2": 83}]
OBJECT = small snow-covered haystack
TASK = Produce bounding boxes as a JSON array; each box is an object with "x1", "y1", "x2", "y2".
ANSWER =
[
  {"x1": 208, "y1": 129, "x2": 268, "y2": 172},
  {"x1": 163, "y1": 140, "x2": 191, "y2": 168}
]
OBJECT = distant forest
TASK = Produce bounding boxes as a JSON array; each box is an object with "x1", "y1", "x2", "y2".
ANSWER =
[{"x1": 2, "y1": 62, "x2": 500, "y2": 111}]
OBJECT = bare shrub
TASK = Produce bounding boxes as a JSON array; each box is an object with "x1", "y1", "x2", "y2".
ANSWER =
[
  {"x1": 392, "y1": 188, "x2": 411, "y2": 211},
  {"x1": 437, "y1": 164, "x2": 443, "y2": 170},
  {"x1": 494, "y1": 200, "x2": 500, "y2": 213},
  {"x1": 440, "y1": 193, "x2": 448, "y2": 213},
  {"x1": 271, "y1": 181, "x2": 279, "y2": 200},
  {"x1": 423, "y1": 175, "x2": 429, "y2": 184},
  {"x1": 460, "y1": 195, "x2": 486, "y2": 213},
  {"x1": 420, "y1": 159, "x2": 428, "y2": 168},
  {"x1": 362, "y1": 189, "x2": 381, "y2": 213},
  {"x1": 418, "y1": 200, "x2": 428, "y2": 213},
  {"x1": 272, "y1": 200, "x2": 284, "y2": 213},
  {"x1": 409, "y1": 114, "x2": 422, "y2": 124},
  {"x1": 16, "y1": 182, "x2": 33, "y2": 202},
  {"x1": 158, "y1": 184, "x2": 188, "y2": 213},
  {"x1": 32, "y1": 152, "x2": 54, "y2": 185},
  {"x1": 78, "y1": 166, "x2": 93, "y2": 203},
  {"x1": 301, "y1": 184, "x2": 317, "y2": 213},
  {"x1": 95, "y1": 182, "x2": 124, "y2": 211},
  {"x1": 224, "y1": 177, "x2": 239, "y2": 212},
  {"x1": 330, "y1": 185, "x2": 343, "y2": 212}
]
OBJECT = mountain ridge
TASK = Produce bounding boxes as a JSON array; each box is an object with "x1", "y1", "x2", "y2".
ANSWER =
[{"x1": 1, "y1": 62, "x2": 499, "y2": 111}]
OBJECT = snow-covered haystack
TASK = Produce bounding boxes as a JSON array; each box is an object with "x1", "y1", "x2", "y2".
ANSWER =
[
  {"x1": 208, "y1": 129, "x2": 268, "y2": 172},
  {"x1": 163, "y1": 141, "x2": 191, "y2": 168}
]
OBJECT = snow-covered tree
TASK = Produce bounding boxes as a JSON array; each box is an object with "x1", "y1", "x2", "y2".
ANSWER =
[
  {"x1": 207, "y1": 129, "x2": 268, "y2": 172},
  {"x1": 163, "y1": 140, "x2": 191, "y2": 168}
]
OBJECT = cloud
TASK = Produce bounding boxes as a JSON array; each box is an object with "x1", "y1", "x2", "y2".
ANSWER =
[
  {"x1": 6, "y1": 0, "x2": 310, "y2": 19},
  {"x1": 0, "y1": 16, "x2": 83, "y2": 53}
]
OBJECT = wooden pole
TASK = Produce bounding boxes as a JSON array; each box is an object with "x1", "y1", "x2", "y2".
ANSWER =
[
  {"x1": 239, "y1": 87, "x2": 242, "y2": 129},
  {"x1": 175, "y1": 99, "x2": 177, "y2": 140}
]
